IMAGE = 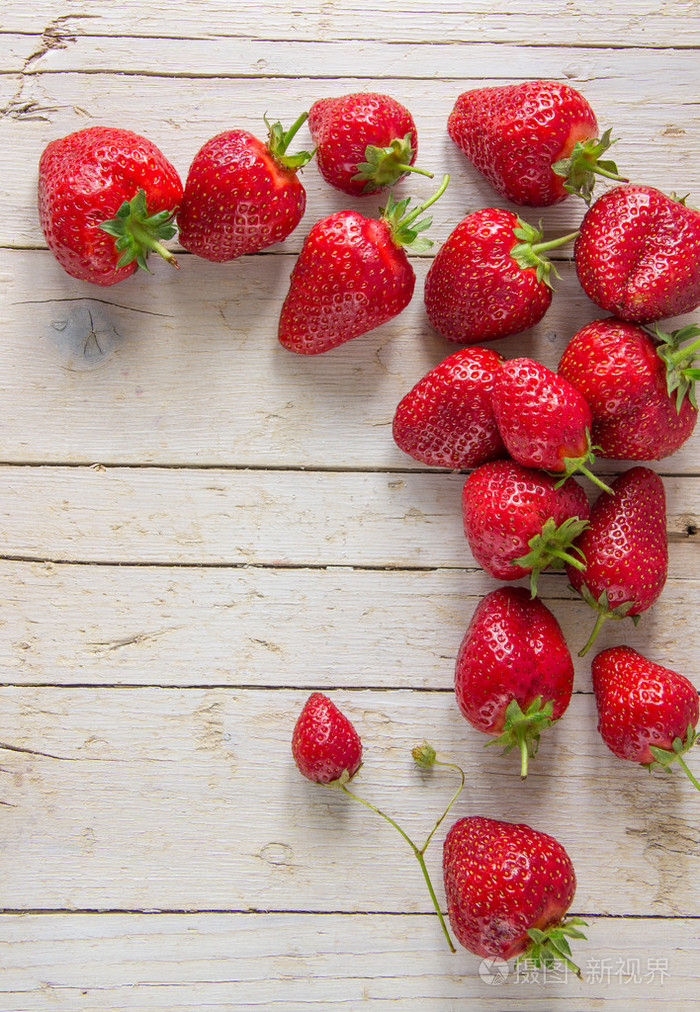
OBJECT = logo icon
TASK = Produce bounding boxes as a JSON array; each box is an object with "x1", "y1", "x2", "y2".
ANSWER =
[{"x1": 478, "y1": 956, "x2": 510, "y2": 985}]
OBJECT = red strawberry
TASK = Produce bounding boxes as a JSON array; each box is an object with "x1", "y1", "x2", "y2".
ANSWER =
[
  {"x1": 177, "y1": 114, "x2": 313, "y2": 262},
  {"x1": 291, "y1": 692, "x2": 362, "y2": 784},
  {"x1": 38, "y1": 126, "x2": 182, "y2": 286},
  {"x1": 454, "y1": 587, "x2": 574, "y2": 777},
  {"x1": 308, "y1": 92, "x2": 433, "y2": 195},
  {"x1": 424, "y1": 209, "x2": 576, "y2": 344},
  {"x1": 443, "y1": 816, "x2": 585, "y2": 972},
  {"x1": 462, "y1": 460, "x2": 590, "y2": 595},
  {"x1": 574, "y1": 185, "x2": 700, "y2": 322},
  {"x1": 558, "y1": 318, "x2": 700, "y2": 460},
  {"x1": 490, "y1": 357, "x2": 611, "y2": 492},
  {"x1": 592, "y1": 645, "x2": 700, "y2": 791},
  {"x1": 392, "y1": 346, "x2": 505, "y2": 468},
  {"x1": 448, "y1": 80, "x2": 624, "y2": 206},
  {"x1": 566, "y1": 467, "x2": 668, "y2": 655},
  {"x1": 278, "y1": 175, "x2": 449, "y2": 354}
]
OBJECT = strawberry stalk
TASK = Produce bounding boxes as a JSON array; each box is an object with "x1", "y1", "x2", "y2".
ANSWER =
[
  {"x1": 337, "y1": 742, "x2": 465, "y2": 954},
  {"x1": 485, "y1": 697, "x2": 555, "y2": 778},
  {"x1": 98, "y1": 189, "x2": 179, "y2": 271},
  {"x1": 648, "y1": 724, "x2": 700, "y2": 792},
  {"x1": 382, "y1": 174, "x2": 450, "y2": 252},
  {"x1": 514, "y1": 516, "x2": 589, "y2": 597},
  {"x1": 552, "y1": 128, "x2": 628, "y2": 204},
  {"x1": 558, "y1": 432, "x2": 614, "y2": 495},
  {"x1": 265, "y1": 111, "x2": 315, "y2": 170},
  {"x1": 353, "y1": 132, "x2": 435, "y2": 192},
  {"x1": 520, "y1": 916, "x2": 589, "y2": 979},
  {"x1": 577, "y1": 587, "x2": 639, "y2": 657},
  {"x1": 510, "y1": 219, "x2": 579, "y2": 289}
]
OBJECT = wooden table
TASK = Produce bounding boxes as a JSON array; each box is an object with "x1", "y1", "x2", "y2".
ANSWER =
[{"x1": 2, "y1": 2, "x2": 699, "y2": 1008}]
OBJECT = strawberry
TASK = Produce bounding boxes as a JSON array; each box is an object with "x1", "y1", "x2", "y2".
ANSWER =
[
  {"x1": 308, "y1": 92, "x2": 433, "y2": 195},
  {"x1": 424, "y1": 209, "x2": 577, "y2": 344},
  {"x1": 177, "y1": 114, "x2": 313, "y2": 262},
  {"x1": 454, "y1": 587, "x2": 574, "y2": 777},
  {"x1": 462, "y1": 460, "x2": 590, "y2": 596},
  {"x1": 591, "y1": 645, "x2": 700, "y2": 791},
  {"x1": 278, "y1": 175, "x2": 449, "y2": 354},
  {"x1": 291, "y1": 692, "x2": 362, "y2": 784},
  {"x1": 448, "y1": 80, "x2": 624, "y2": 206},
  {"x1": 566, "y1": 467, "x2": 668, "y2": 655},
  {"x1": 392, "y1": 346, "x2": 505, "y2": 468},
  {"x1": 558, "y1": 318, "x2": 700, "y2": 460},
  {"x1": 38, "y1": 125, "x2": 182, "y2": 286},
  {"x1": 489, "y1": 357, "x2": 611, "y2": 492},
  {"x1": 574, "y1": 185, "x2": 700, "y2": 322},
  {"x1": 443, "y1": 816, "x2": 585, "y2": 973}
]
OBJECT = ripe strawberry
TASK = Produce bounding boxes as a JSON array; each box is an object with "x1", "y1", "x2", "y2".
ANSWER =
[
  {"x1": 454, "y1": 587, "x2": 574, "y2": 777},
  {"x1": 558, "y1": 318, "x2": 700, "y2": 460},
  {"x1": 308, "y1": 92, "x2": 433, "y2": 195},
  {"x1": 592, "y1": 645, "x2": 700, "y2": 791},
  {"x1": 392, "y1": 346, "x2": 505, "y2": 468},
  {"x1": 424, "y1": 209, "x2": 576, "y2": 344},
  {"x1": 566, "y1": 467, "x2": 668, "y2": 655},
  {"x1": 574, "y1": 185, "x2": 700, "y2": 322},
  {"x1": 278, "y1": 175, "x2": 449, "y2": 354},
  {"x1": 489, "y1": 357, "x2": 611, "y2": 492},
  {"x1": 462, "y1": 460, "x2": 590, "y2": 596},
  {"x1": 448, "y1": 80, "x2": 624, "y2": 206},
  {"x1": 38, "y1": 125, "x2": 182, "y2": 286},
  {"x1": 443, "y1": 816, "x2": 585, "y2": 972},
  {"x1": 291, "y1": 692, "x2": 362, "y2": 784},
  {"x1": 177, "y1": 114, "x2": 313, "y2": 262}
]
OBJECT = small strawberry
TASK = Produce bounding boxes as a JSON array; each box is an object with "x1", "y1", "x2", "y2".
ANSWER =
[
  {"x1": 392, "y1": 346, "x2": 505, "y2": 468},
  {"x1": 489, "y1": 357, "x2": 611, "y2": 492},
  {"x1": 574, "y1": 185, "x2": 700, "y2": 322},
  {"x1": 558, "y1": 318, "x2": 700, "y2": 460},
  {"x1": 567, "y1": 467, "x2": 668, "y2": 655},
  {"x1": 424, "y1": 209, "x2": 577, "y2": 344},
  {"x1": 278, "y1": 174, "x2": 449, "y2": 354},
  {"x1": 454, "y1": 587, "x2": 574, "y2": 777},
  {"x1": 291, "y1": 692, "x2": 362, "y2": 784},
  {"x1": 38, "y1": 125, "x2": 183, "y2": 286},
  {"x1": 448, "y1": 80, "x2": 625, "y2": 206},
  {"x1": 308, "y1": 92, "x2": 433, "y2": 195},
  {"x1": 591, "y1": 645, "x2": 700, "y2": 791},
  {"x1": 177, "y1": 113, "x2": 313, "y2": 262},
  {"x1": 443, "y1": 816, "x2": 586, "y2": 973},
  {"x1": 462, "y1": 460, "x2": 590, "y2": 596}
]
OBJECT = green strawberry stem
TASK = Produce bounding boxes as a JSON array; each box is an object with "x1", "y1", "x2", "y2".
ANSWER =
[
  {"x1": 552, "y1": 128, "x2": 628, "y2": 205},
  {"x1": 676, "y1": 753, "x2": 700, "y2": 792},
  {"x1": 655, "y1": 324, "x2": 700, "y2": 411},
  {"x1": 514, "y1": 515, "x2": 589, "y2": 597},
  {"x1": 485, "y1": 697, "x2": 555, "y2": 779},
  {"x1": 648, "y1": 725, "x2": 700, "y2": 792},
  {"x1": 577, "y1": 587, "x2": 638, "y2": 657},
  {"x1": 557, "y1": 435, "x2": 613, "y2": 494},
  {"x1": 381, "y1": 174, "x2": 450, "y2": 252},
  {"x1": 521, "y1": 916, "x2": 588, "y2": 979},
  {"x1": 530, "y1": 231, "x2": 580, "y2": 255},
  {"x1": 510, "y1": 220, "x2": 578, "y2": 290},
  {"x1": 265, "y1": 111, "x2": 315, "y2": 171},
  {"x1": 353, "y1": 133, "x2": 435, "y2": 192},
  {"x1": 98, "y1": 189, "x2": 179, "y2": 272},
  {"x1": 578, "y1": 610, "x2": 609, "y2": 657},
  {"x1": 338, "y1": 743, "x2": 464, "y2": 954}
]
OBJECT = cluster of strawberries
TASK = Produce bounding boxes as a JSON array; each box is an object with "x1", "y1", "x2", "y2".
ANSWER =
[{"x1": 37, "y1": 80, "x2": 700, "y2": 978}]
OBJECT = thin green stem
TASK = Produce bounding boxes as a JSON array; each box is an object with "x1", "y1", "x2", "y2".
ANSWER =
[
  {"x1": 578, "y1": 610, "x2": 609, "y2": 657},
  {"x1": 518, "y1": 732, "x2": 529, "y2": 780},
  {"x1": 591, "y1": 165, "x2": 627, "y2": 182},
  {"x1": 531, "y1": 231, "x2": 580, "y2": 255},
  {"x1": 280, "y1": 111, "x2": 309, "y2": 153},
  {"x1": 398, "y1": 173, "x2": 450, "y2": 230},
  {"x1": 576, "y1": 462, "x2": 614, "y2": 495},
  {"x1": 549, "y1": 548, "x2": 586, "y2": 571},
  {"x1": 128, "y1": 222, "x2": 179, "y2": 267},
  {"x1": 395, "y1": 163, "x2": 435, "y2": 179},
  {"x1": 675, "y1": 753, "x2": 700, "y2": 792},
  {"x1": 666, "y1": 334, "x2": 700, "y2": 367},
  {"x1": 419, "y1": 761, "x2": 465, "y2": 853}
]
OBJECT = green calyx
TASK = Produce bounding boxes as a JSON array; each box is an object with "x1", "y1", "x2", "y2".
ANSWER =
[
  {"x1": 98, "y1": 188, "x2": 179, "y2": 272},
  {"x1": 514, "y1": 515, "x2": 589, "y2": 597},
  {"x1": 265, "y1": 111, "x2": 315, "y2": 171},
  {"x1": 552, "y1": 128, "x2": 628, "y2": 205},
  {"x1": 653, "y1": 323, "x2": 700, "y2": 412},
  {"x1": 557, "y1": 431, "x2": 613, "y2": 494},
  {"x1": 576, "y1": 586, "x2": 640, "y2": 657},
  {"x1": 509, "y1": 218, "x2": 579, "y2": 290},
  {"x1": 352, "y1": 132, "x2": 435, "y2": 193},
  {"x1": 485, "y1": 697, "x2": 555, "y2": 779},
  {"x1": 646, "y1": 724, "x2": 700, "y2": 792},
  {"x1": 519, "y1": 917, "x2": 589, "y2": 979},
  {"x1": 380, "y1": 173, "x2": 450, "y2": 252}
]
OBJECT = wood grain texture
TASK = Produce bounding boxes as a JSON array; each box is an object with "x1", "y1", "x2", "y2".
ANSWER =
[{"x1": 2, "y1": 0, "x2": 700, "y2": 1006}]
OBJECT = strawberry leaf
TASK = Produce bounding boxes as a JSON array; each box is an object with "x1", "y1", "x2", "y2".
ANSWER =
[
  {"x1": 552, "y1": 128, "x2": 628, "y2": 205},
  {"x1": 380, "y1": 174, "x2": 449, "y2": 251},
  {"x1": 653, "y1": 323, "x2": 700, "y2": 412},
  {"x1": 265, "y1": 111, "x2": 315, "y2": 171},
  {"x1": 352, "y1": 133, "x2": 435, "y2": 193},
  {"x1": 514, "y1": 515, "x2": 589, "y2": 597},
  {"x1": 485, "y1": 696, "x2": 555, "y2": 778},
  {"x1": 519, "y1": 916, "x2": 588, "y2": 979},
  {"x1": 98, "y1": 188, "x2": 179, "y2": 272}
]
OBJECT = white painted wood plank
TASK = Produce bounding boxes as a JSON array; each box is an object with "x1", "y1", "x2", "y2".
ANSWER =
[
  {"x1": 3, "y1": 1, "x2": 699, "y2": 46},
  {"x1": 3, "y1": 563, "x2": 698, "y2": 689},
  {"x1": 0, "y1": 912, "x2": 695, "y2": 1010},
  {"x1": 3, "y1": 252, "x2": 700, "y2": 470},
  {"x1": 0, "y1": 466, "x2": 696, "y2": 571},
  {"x1": 0, "y1": 687, "x2": 698, "y2": 918}
]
